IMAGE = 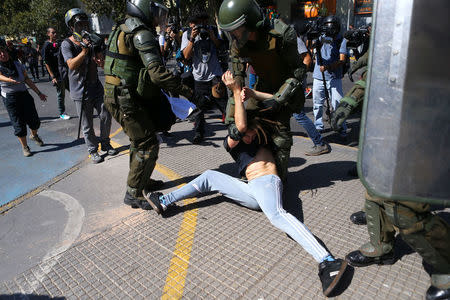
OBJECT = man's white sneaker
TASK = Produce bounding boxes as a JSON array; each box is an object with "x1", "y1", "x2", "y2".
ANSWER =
[{"x1": 60, "y1": 113, "x2": 71, "y2": 120}]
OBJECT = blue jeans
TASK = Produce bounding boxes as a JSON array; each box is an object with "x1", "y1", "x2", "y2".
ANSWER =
[
  {"x1": 312, "y1": 78, "x2": 347, "y2": 131},
  {"x1": 161, "y1": 170, "x2": 330, "y2": 263},
  {"x1": 248, "y1": 73, "x2": 257, "y2": 89},
  {"x1": 293, "y1": 111, "x2": 324, "y2": 146}
]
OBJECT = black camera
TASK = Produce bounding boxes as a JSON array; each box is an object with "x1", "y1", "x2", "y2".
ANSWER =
[
  {"x1": 195, "y1": 25, "x2": 210, "y2": 40},
  {"x1": 80, "y1": 30, "x2": 105, "y2": 53},
  {"x1": 344, "y1": 25, "x2": 370, "y2": 48},
  {"x1": 296, "y1": 17, "x2": 324, "y2": 40}
]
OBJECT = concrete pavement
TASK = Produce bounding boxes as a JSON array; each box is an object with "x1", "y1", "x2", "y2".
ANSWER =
[{"x1": 1, "y1": 111, "x2": 446, "y2": 299}]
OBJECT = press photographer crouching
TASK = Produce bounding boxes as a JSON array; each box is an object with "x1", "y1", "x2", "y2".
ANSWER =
[
  {"x1": 181, "y1": 12, "x2": 226, "y2": 144},
  {"x1": 61, "y1": 8, "x2": 117, "y2": 164}
]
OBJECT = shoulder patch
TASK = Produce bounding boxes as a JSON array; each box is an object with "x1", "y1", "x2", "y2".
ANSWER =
[{"x1": 125, "y1": 17, "x2": 147, "y2": 33}]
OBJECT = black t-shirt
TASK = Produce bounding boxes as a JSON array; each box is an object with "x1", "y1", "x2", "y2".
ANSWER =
[
  {"x1": 42, "y1": 40, "x2": 60, "y2": 77},
  {"x1": 224, "y1": 136, "x2": 259, "y2": 176}
]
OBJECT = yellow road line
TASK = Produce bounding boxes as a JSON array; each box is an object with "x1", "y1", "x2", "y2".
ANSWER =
[{"x1": 110, "y1": 130, "x2": 198, "y2": 299}]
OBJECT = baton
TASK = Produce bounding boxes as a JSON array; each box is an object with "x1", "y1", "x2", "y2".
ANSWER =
[
  {"x1": 315, "y1": 43, "x2": 332, "y2": 126},
  {"x1": 77, "y1": 100, "x2": 83, "y2": 139}
]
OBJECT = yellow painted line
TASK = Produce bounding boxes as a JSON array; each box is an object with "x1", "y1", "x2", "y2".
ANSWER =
[
  {"x1": 110, "y1": 132, "x2": 198, "y2": 299},
  {"x1": 109, "y1": 127, "x2": 123, "y2": 139},
  {"x1": 155, "y1": 164, "x2": 198, "y2": 300}
]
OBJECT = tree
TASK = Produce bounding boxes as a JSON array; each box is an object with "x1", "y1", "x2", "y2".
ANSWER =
[{"x1": 0, "y1": 0, "x2": 76, "y2": 44}]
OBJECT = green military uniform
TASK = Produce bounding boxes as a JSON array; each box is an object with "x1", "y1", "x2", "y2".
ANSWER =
[
  {"x1": 359, "y1": 192, "x2": 450, "y2": 290},
  {"x1": 331, "y1": 51, "x2": 368, "y2": 131},
  {"x1": 226, "y1": 19, "x2": 306, "y2": 182},
  {"x1": 104, "y1": 12, "x2": 193, "y2": 200}
]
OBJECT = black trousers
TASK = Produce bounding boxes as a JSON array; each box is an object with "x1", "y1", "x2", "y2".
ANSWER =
[
  {"x1": 193, "y1": 77, "x2": 226, "y2": 135},
  {"x1": 2, "y1": 91, "x2": 40, "y2": 137}
]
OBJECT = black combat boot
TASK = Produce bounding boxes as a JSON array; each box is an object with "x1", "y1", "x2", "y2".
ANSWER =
[
  {"x1": 318, "y1": 258, "x2": 348, "y2": 297},
  {"x1": 345, "y1": 250, "x2": 396, "y2": 267},
  {"x1": 426, "y1": 285, "x2": 450, "y2": 300},
  {"x1": 350, "y1": 211, "x2": 367, "y2": 225},
  {"x1": 123, "y1": 191, "x2": 152, "y2": 210}
]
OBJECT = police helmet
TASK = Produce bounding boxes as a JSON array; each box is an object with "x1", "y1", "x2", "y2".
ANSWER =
[
  {"x1": 126, "y1": 0, "x2": 169, "y2": 27},
  {"x1": 218, "y1": 0, "x2": 264, "y2": 32},
  {"x1": 322, "y1": 15, "x2": 341, "y2": 37}
]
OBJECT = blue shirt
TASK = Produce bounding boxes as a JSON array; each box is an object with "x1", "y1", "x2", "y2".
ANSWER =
[{"x1": 313, "y1": 35, "x2": 347, "y2": 80}]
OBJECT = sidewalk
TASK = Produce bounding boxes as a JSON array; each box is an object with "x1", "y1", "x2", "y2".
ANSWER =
[{"x1": 0, "y1": 116, "x2": 439, "y2": 299}]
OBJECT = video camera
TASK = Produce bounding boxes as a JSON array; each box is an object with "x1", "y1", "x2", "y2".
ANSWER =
[
  {"x1": 344, "y1": 25, "x2": 370, "y2": 48},
  {"x1": 296, "y1": 17, "x2": 324, "y2": 40},
  {"x1": 78, "y1": 30, "x2": 105, "y2": 53}
]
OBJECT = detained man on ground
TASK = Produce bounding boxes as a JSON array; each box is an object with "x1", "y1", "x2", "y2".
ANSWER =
[{"x1": 143, "y1": 71, "x2": 348, "y2": 297}]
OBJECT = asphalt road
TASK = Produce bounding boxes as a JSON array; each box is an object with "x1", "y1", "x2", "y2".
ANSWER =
[{"x1": 0, "y1": 69, "x2": 121, "y2": 208}]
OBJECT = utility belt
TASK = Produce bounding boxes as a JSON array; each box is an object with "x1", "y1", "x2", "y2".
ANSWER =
[{"x1": 105, "y1": 75, "x2": 122, "y2": 86}]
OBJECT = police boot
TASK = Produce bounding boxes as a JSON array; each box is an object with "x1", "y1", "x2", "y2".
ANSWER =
[
  {"x1": 347, "y1": 199, "x2": 396, "y2": 267},
  {"x1": 345, "y1": 250, "x2": 395, "y2": 267},
  {"x1": 426, "y1": 286, "x2": 450, "y2": 300},
  {"x1": 426, "y1": 274, "x2": 450, "y2": 300},
  {"x1": 123, "y1": 191, "x2": 152, "y2": 210},
  {"x1": 350, "y1": 211, "x2": 367, "y2": 225}
]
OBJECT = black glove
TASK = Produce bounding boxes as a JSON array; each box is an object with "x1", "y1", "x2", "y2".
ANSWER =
[
  {"x1": 331, "y1": 102, "x2": 352, "y2": 132},
  {"x1": 257, "y1": 99, "x2": 280, "y2": 112}
]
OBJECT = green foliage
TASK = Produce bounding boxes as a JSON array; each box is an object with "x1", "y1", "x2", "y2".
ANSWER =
[
  {"x1": 80, "y1": 0, "x2": 127, "y2": 21},
  {"x1": 0, "y1": 0, "x2": 76, "y2": 44}
]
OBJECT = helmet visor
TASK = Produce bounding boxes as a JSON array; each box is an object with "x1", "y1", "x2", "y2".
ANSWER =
[
  {"x1": 73, "y1": 15, "x2": 90, "y2": 34},
  {"x1": 153, "y1": 2, "x2": 169, "y2": 30}
]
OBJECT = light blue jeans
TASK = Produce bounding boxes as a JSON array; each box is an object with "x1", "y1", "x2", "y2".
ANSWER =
[
  {"x1": 161, "y1": 170, "x2": 330, "y2": 262},
  {"x1": 312, "y1": 78, "x2": 347, "y2": 132}
]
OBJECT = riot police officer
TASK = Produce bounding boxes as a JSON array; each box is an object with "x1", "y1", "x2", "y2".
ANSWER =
[
  {"x1": 104, "y1": 0, "x2": 200, "y2": 209},
  {"x1": 218, "y1": 0, "x2": 306, "y2": 182}
]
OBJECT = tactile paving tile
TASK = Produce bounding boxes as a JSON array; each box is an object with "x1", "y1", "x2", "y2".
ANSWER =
[{"x1": 1, "y1": 116, "x2": 447, "y2": 299}]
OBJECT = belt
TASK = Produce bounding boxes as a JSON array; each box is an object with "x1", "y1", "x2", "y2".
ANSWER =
[{"x1": 105, "y1": 75, "x2": 121, "y2": 86}]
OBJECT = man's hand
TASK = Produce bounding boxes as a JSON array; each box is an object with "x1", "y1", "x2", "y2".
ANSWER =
[
  {"x1": 320, "y1": 65, "x2": 329, "y2": 73},
  {"x1": 222, "y1": 71, "x2": 239, "y2": 91},
  {"x1": 51, "y1": 78, "x2": 58, "y2": 84},
  {"x1": 93, "y1": 52, "x2": 105, "y2": 68},
  {"x1": 39, "y1": 93, "x2": 47, "y2": 102},
  {"x1": 190, "y1": 27, "x2": 199, "y2": 41},
  {"x1": 240, "y1": 87, "x2": 256, "y2": 102}
]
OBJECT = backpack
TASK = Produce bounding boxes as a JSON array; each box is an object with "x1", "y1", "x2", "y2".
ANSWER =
[{"x1": 57, "y1": 38, "x2": 75, "y2": 91}]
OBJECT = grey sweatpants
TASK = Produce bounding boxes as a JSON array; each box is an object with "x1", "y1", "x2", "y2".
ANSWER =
[{"x1": 74, "y1": 97, "x2": 112, "y2": 153}]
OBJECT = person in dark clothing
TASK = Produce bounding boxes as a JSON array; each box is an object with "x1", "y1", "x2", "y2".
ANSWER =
[
  {"x1": 0, "y1": 44, "x2": 47, "y2": 157},
  {"x1": 42, "y1": 27, "x2": 71, "y2": 120}
]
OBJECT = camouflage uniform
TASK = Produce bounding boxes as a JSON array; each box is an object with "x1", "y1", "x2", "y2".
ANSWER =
[{"x1": 104, "y1": 14, "x2": 193, "y2": 200}]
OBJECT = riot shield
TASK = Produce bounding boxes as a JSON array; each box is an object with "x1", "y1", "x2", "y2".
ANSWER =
[{"x1": 358, "y1": 0, "x2": 450, "y2": 206}]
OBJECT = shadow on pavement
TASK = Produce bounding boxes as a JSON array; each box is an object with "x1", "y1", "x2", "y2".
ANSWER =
[
  {"x1": 0, "y1": 121, "x2": 11, "y2": 128},
  {"x1": 33, "y1": 139, "x2": 84, "y2": 154},
  {"x1": 0, "y1": 294, "x2": 65, "y2": 300}
]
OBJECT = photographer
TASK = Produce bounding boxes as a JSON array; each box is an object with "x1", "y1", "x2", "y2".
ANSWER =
[
  {"x1": 161, "y1": 23, "x2": 181, "y2": 62},
  {"x1": 181, "y1": 12, "x2": 225, "y2": 144},
  {"x1": 61, "y1": 8, "x2": 117, "y2": 164},
  {"x1": 310, "y1": 15, "x2": 348, "y2": 136}
]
